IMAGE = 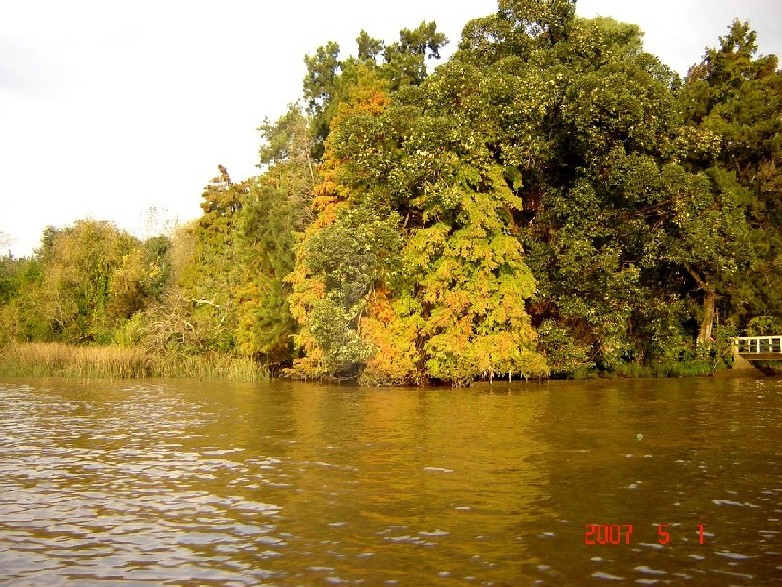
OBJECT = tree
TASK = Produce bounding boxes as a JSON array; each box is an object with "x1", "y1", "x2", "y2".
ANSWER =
[
  {"x1": 678, "y1": 20, "x2": 781, "y2": 338},
  {"x1": 289, "y1": 49, "x2": 548, "y2": 384},
  {"x1": 497, "y1": 0, "x2": 576, "y2": 44},
  {"x1": 481, "y1": 12, "x2": 689, "y2": 371},
  {"x1": 234, "y1": 104, "x2": 317, "y2": 365},
  {"x1": 0, "y1": 258, "x2": 48, "y2": 343},
  {"x1": 287, "y1": 70, "x2": 400, "y2": 379},
  {"x1": 303, "y1": 22, "x2": 448, "y2": 157},
  {"x1": 12, "y1": 220, "x2": 151, "y2": 343},
  {"x1": 174, "y1": 166, "x2": 247, "y2": 353}
]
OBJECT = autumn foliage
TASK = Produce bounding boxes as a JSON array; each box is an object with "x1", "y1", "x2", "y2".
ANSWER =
[{"x1": 2, "y1": 2, "x2": 781, "y2": 384}]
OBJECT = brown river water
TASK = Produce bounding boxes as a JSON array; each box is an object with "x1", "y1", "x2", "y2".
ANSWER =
[{"x1": 0, "y1": 375, "x2": 779, "y2": 586}]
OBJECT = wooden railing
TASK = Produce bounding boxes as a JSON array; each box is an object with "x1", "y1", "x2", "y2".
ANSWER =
[{"x1": 735, "y1": 336, "x2": 782, "y2": 356}]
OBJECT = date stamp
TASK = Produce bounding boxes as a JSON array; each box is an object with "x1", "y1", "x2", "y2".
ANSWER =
[{"x1": 584, "y1": 524, "x2": 706, "y2": 545}]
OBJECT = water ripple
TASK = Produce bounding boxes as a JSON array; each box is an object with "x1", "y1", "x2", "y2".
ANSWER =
[{"x1": 1, "y1": 378, "x2": 781, "y2": 585}]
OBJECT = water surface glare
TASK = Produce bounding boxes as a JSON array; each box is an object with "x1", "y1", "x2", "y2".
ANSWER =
[{"x1": 0, "y1": 376, "x2": 780, "y2": 585}]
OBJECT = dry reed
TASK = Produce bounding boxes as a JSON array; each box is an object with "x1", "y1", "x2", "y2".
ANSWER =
[{"x1": 0, "y1": 342, "x2": 268, "y2": 382}]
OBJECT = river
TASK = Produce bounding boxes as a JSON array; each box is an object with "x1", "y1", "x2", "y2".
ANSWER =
[{"x1": 0, "y1": 375, "x2": 779, "y2": 585}]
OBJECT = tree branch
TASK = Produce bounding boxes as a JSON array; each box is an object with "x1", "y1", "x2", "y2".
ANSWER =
[
  {"x1": 683, "y1": 262, "x2": 710, "y2": 292},
  {"x1": 192, "y1": 298, "x2": 221, "y2": 309}
]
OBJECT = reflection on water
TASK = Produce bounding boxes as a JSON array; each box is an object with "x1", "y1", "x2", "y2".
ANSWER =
[{"x1": 0, "y1": 377, "x2": 779, "y2": 585}]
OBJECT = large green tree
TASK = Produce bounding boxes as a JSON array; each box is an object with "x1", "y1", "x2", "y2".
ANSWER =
[
  {"x1": 234, "y1": 104, "x2": 317, "y2": 366},
  {"x1": 455, "y1": 3, "x2": 764, "y2": 372},
  {"x1": 679, "y1": 20, "x2": 782, "y2": 334}
]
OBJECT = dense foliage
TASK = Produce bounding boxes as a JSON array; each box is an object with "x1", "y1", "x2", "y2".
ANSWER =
[{"x1": 2, "y1": 0, "x2": 780, "y2": 383}]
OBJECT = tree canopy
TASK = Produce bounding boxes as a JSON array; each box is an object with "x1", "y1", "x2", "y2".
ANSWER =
[{"x1": 3, "y1": 1, "x2": 780, "y2": 384}]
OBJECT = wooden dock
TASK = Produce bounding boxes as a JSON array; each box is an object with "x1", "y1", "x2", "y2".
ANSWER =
[{"x1": 735, "y1": 336, "x2": 782, "y2": 361}]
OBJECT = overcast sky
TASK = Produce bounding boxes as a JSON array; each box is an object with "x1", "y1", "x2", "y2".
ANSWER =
[{"x1": 1, "y1": 0, "x2": 780, "y2": 257}]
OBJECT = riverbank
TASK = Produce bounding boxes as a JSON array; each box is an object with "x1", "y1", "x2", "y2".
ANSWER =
[
  {"x1": 0, "y1": 340, "x2": 749, "y2": 384},
  {"x1": 0, "y1": 342, "x2": 268, "y2": 382}
]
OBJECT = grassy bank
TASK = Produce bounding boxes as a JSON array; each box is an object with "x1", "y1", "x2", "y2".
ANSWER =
[{"x1": 0, "y1": 342, "x2": 269, "y2": 382}]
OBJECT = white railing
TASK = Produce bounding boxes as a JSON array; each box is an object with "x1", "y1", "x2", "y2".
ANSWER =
[{"x1": 736, "y1": 336, "x2": 782, "y2": 354}]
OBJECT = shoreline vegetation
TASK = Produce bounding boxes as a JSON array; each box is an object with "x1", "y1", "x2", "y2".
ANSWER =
[
  {"x1": 2, "y1": 1, "x2": 781, "y2": 386},
  {"x1": 0, "y1": 341, "x2": 731, "y2": 383},
  {"x1": 0, "y1": 342, "x2": 268, "y2": 382}
]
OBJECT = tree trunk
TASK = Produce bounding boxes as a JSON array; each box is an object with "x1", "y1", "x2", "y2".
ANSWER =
[
  {"x1": 684, "y1": 263, "x2": 716, "y2": 346},
  {"x1": 697, "y1": 290, "x2": 716, "y2": 345}
]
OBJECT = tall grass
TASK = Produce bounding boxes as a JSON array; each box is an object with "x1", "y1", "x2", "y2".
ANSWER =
[
  {"x1": 608, "y1": 358, "x2": 718, "y2": 379},
  {"x1": 151, "y1": 352, "x2": 270, "y2": 382},
  {"x1": 0, "y1": 342, "x2": 269, "y2": 382}
]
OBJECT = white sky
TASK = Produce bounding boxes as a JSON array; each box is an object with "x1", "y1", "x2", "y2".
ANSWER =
[{"x1": 1, "y1": 0, "x2": 780, "y2": 257}]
